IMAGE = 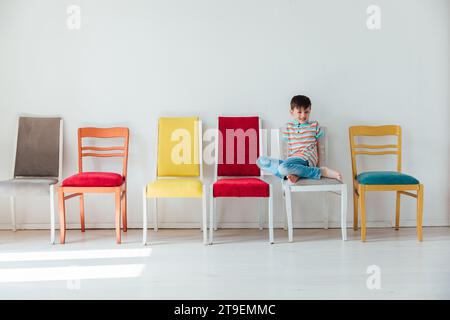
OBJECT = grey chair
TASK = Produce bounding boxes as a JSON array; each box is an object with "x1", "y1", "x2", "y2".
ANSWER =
[{"x1": 0, "y1": 116, "x2": 63, "y2": 243}]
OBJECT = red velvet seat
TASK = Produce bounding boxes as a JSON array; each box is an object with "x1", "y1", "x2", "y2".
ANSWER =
[
  {"x1": 62, "y1": 172, "x2": 124, "y2": 187},
  {"x1": 213, "y1": 178, "x2": 269, "y2": 198}
]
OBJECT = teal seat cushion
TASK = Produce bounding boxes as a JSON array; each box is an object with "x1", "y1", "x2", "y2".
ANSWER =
[{"x1": 357, "y1": 171, "x2": 419, "y2": 185}]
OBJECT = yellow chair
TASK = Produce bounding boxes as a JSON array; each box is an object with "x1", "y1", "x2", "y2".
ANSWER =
[
  {"x1": 142, "y1": 117, "x2": 207, "y2": 245},
  {"x1": 349, "y1": 125, "x2": 424, "y2": 242}
]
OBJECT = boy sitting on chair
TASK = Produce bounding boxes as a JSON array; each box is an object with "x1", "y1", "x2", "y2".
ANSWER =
[{"x1": 257, "y1": 95, "x2": 342, "y2": 183}]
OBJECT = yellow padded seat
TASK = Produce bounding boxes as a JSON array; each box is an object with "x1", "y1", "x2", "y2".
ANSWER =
[
  {"x1": 146, "y1": 179, "x2": 203, "y2": 198},
  {"x1": 157, "y1": 117, "x2": 200, "y2": 177}
]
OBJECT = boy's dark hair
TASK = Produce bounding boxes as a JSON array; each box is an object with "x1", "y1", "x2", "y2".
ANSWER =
[{"x1": 290, "y1": 95, "x2": 311, "y2": 110}]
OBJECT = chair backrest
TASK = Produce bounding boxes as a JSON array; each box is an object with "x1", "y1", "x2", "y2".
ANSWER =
[
  {"x1": 157, "y1": 117, "x2": 201, "y2": 178},
  {"x1": 349, "y1": 125, "x2": 402, "y2": 179},
  {"x1": 14, "y1": 116, "x2": 62, "y2": 178},
  {"x1": 278, "y1": 126, "x2": 327, "y2": 167},
  {"x1": 78, "y1": 127, "x2": 130, "y2": 178},
  {"x1": 217, "y1": 116, "x2": 261, "y2": 177}
]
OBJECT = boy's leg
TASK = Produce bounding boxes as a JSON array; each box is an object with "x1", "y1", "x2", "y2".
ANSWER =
[
  {"x1": 256, "y1": 156, "x2": 284, "y2": 179},
  {"x1": 278, "y1": 157, "x2": 321, "y2": 180}
]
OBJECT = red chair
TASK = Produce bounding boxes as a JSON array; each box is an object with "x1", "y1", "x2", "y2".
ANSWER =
[
  {"x1": 209, "y1": 116, "x2": 274, "y2": 244},
  {"x1": 57, "y1": 127, "x2": 129, "y2": 244}
]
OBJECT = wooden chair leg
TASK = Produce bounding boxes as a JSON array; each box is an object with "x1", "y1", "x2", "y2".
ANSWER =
[
  {"x1": 417, "y1": 184, "x2": 424, "y2": 241},
  {"x1": 395, "y1": 191, "x2": 401, "y2": 230},
  {"x1": 353, "y1": 188, "x2": 359, "y2": 231},
  {"x1": 80, "y1": 194, "x2": 85, "y2": 232},
  {"x1": 115, "y1": 189, "x2": 121, "y2": 244},
  {"x1": 122, "y1": 190, "x2": 127, "y2": 232},
  {"x1": 58, "y1": 189, "x2": 66, "y2": 244},
  {"x1": 359, "y1": 186, "x2": 366, "y2": 242}
]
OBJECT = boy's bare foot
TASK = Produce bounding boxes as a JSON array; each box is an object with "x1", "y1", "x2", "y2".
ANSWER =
[
  {"x1": 320, "y1": 167, "x2": 343, "y2": 182},
  {"x1": 287, "y1": 174, "x2": 300, "y2": 183}
]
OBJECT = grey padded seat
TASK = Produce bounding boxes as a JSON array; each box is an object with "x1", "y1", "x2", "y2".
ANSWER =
[
  {"x1": 0, "y1": 178, "x2": 58, "y2": 196},
  {"x1": 289, "y1": 177, "x2": 342, "y2": 186}
]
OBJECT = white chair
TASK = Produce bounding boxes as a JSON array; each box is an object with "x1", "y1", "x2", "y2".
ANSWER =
[
  {"x1": 0, "y1": 116, "x2": 63, "y2": 244},
  {"x1": 274, "y1": 127, "x2": 348, "y2": 241}
]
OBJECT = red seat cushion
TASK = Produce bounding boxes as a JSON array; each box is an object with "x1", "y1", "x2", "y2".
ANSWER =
[
  {"x1": 62, "y1": 172, "x2": 124, "y2": 187},
  {"x1": 213, "y1": 178, "x2": 269, "y2": 198}
]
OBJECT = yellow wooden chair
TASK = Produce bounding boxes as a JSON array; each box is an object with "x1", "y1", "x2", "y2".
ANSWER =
[
  {"x1": 142, "y1": 117, "x2": 207, "y2": 245},
  {"x1": 349, "y1": 125, "x2": 424, "y2": 242}
]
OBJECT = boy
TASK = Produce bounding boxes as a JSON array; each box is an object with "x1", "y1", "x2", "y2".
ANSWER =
[{"x1": 257, "y1": 95, "x2": 342, "y2": 183}]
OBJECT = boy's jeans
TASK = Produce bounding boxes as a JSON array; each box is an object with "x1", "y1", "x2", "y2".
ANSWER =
[{"x1": 256, "y1": 156, "x2": 321, "y2": 180}]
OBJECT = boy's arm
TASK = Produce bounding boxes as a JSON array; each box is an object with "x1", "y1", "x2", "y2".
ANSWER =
[
  {"x1": 280, "y1": 123, "x2": 289, "y2": 141},
  {"x1": 316, "y1": 139, "x2": 321, "y2": 166},
  {"x1": 316, "y1": 122, "x2": 325, "y2": 139},
  {"x1": 316, "y1": 122, "x2": 325, "y2": 166}
]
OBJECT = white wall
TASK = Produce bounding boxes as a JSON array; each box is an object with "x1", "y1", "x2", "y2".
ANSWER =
[{"x1": 0, "y1": 0, "x2": 448, "y2": 230}]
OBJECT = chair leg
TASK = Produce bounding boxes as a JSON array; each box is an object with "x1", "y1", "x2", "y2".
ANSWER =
[
  {"x1": 353, "y1": 189, "x2": 358, "y2": 231},
  {"x1": 268, "y1": 185, "x2": 274, "y2": 244},
  {"x1": 202, "y1": 185, "x2": 207, "y2": 245},
  {"x1": 153, "y1": 198, "x2": 158, "y2": 232},
  {"x1": 359, "y1": 186, "x2": 366, "y2": 242},
  {"x1": 10, "y1": 196, "x2": 16, "y2": 232},
  {"x1": 50, "y1": 185, "x2": 56, "y2": 244},
  {"x1": 282, "y1": 190, "x2": 287, "y2": 231},
  {"x1": 115, "y1": 188, "x2": 121, "y2": 244},
  {"x1": 122, "y1": 190, "x2": 127, "y2": 232},
  {"x1": 58, "y1": 189, "x2": 66, "y2": 244},
  {"x1": 80, "y1": 194, "x2": 85, "y2": 232},
  {"x1": 214, "y1": 200, "x2": 218, "y2": 231},
  {"x1": 417, "y1": 184, "x2": 424, "y2": 241},
  {"x1": 209, "y1": 186, "x2": 214, "y2": 245},
  {"x1": 258, "y1": 198, "x2": 264, "y2": 230},
  {"x1": 395, "y1": 191, "x2": 401, "y2": 230},
  {"x1": 143, "y1": 187, "x2": 148, "y2": 245},
  {"x1": 285, "y1": 186, "x2": 294, "y2": 242},
  {"x1": 341, "y1": 185, "x2": 348, "y2": 241},
  {"x1": 323, "y1": 192, "x2": 329, "y2": 230}
]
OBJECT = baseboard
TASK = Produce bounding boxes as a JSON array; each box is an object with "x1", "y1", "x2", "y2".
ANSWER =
[{"x1": 0, "y1": 220, "x2": 448, "y2": 230}]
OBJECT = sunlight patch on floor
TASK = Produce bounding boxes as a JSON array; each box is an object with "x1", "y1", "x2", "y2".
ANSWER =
[{"x1": 0, "y1": 248, "x2": 152, "y2": 262}]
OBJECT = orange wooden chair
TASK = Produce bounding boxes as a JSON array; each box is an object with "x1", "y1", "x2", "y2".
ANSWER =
[{"x1": 57, "y1": 127, "x2": 129, "y2": 244}]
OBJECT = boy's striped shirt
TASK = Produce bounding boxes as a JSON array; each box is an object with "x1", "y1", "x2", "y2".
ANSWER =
[{"x1": 281, "y1": 120, "x2": 324, "y2": 167}]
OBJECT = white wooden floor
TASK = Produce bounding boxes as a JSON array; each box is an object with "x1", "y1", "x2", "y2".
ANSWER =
[{"x1": 0, "y1": 227, "x2": 449, "y2": 299}]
